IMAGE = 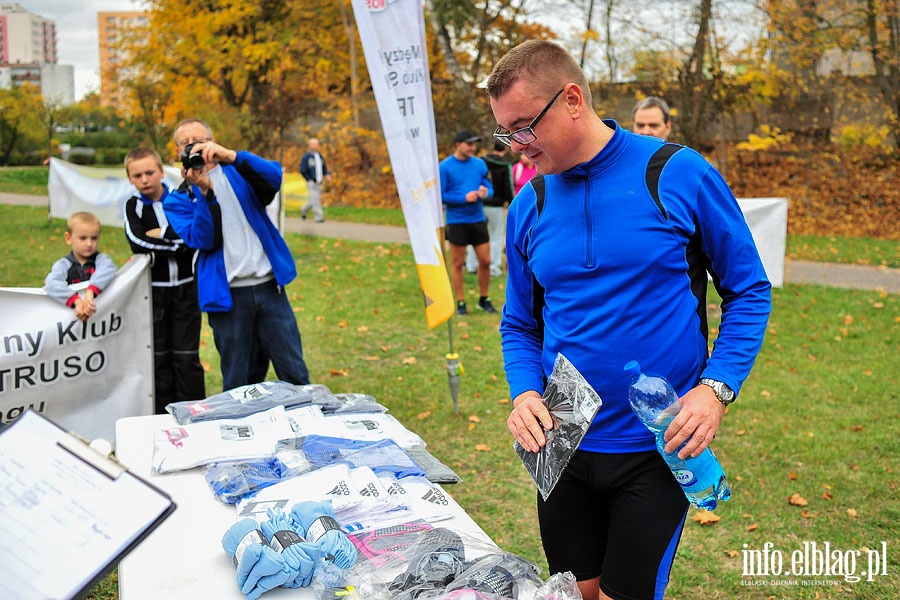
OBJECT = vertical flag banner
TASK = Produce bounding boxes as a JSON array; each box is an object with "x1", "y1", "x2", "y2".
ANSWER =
[{"x1": 352, "y1": 0, "x2": 455, "y2": 328}]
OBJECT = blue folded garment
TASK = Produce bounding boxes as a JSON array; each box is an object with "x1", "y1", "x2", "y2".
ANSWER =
[{"x1": 291, "y1": 500, "x2": 357, "y2": 570}]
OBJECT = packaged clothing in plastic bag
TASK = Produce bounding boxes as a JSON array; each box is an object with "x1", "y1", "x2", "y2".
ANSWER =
[
  {"x1": 348, "y1": 527, "x2": 543, "y2": 600},
  {"x1": 206, "y1": 455, "x2": 311, "y2": 505},
  {"x1": 327, "y1": 393, "x2": 389, "y2": 414},
  {"x1": 515, "y1": 353, "x2": 602, "y2": 501},
  {"x1": 275, "y1": 435, "x2": 426, "y2": 479},
  {"x1": 166, "y1": 381, "x2": 341, "y2": 424},
  {"x1": 152, "y1": 406, "x2": 294, "y2": 473},
  {"x1": 338, "y1": 474, "x2": 455, "y2": 534}
]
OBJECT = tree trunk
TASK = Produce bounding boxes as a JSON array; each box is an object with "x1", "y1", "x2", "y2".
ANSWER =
[{"x1": 866, "y1": 0, "x2": 900, "y2": 149}]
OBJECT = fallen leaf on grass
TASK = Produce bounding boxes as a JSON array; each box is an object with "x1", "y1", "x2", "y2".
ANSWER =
[
  {"x1": 357, "y1": 326, "x2": 369, "y2": 332},
  {"x1": 789, "y1": 472, "x2": 797, "y2": 480},
  {"x1": 329, "y1": 368, "x2": 349, "y2": 377},
  {"x1": 200, "y1": 360, "x2": 211, "y2": 372},
  {"x1": 475, "y1": 444, "x2": 491, "y2": 452},
  {"x1": 365, "y1": 356, "x2": 380, "y2": 361},
  {"x1": 788, "y1": 493, "x2": 808, "y2": 506},
  {"x1": 380, "y1": 345, "x2": 391, "y2": 352},
  {"x1": 847, "y1": 508, "x2": 859, "y2": 518},
  {"x1": 725, "y1": 549, "x2": 740, "y2": 557},
  {"x1": 338, "y1": 320, "x2": 348, "y2": 328},
  {"x1": 473, "y1": 345, "x2": 483, "y2": 352},
  {"x1": 692, "y1": 510, "x2": 720, "y2": 525},
  {"x1": 402, "y1": 357, "x2": 417, "y2": 365},
  {"x1": 801, "y1": 510, "x2": 814, "y2": 518},
  {"x1": 418, "y1": 411, "x2": 431, "y2": 420},
  {"x1": 468, "y1": 415, "x2": 481, "y2": 423},
  {"x1": 468, "y1": 423, "x2": 476, "y2": 431},
  {"x1": 822, "y1": 492, "x2": 833, "y2": 500},
  {"x1": 498, "y1": 398, "x2": 510, "y2": 404},
  {"x1": 746, "y1": 523, "x2": 759, "y2": 532}
]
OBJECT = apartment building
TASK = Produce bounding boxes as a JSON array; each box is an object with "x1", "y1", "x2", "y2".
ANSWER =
[{"x1": 98, "y1": 11, "x2": 147, "y2": 109}]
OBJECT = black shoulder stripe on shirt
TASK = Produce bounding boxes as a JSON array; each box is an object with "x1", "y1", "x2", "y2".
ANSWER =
[{"x1": 645, "y1": 143, "x2": 682, "y2": 219}]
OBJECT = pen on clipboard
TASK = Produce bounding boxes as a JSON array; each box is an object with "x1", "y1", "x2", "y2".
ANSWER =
[{"x1": 56, "y1": 430, "x2": 125, "y2": 479}]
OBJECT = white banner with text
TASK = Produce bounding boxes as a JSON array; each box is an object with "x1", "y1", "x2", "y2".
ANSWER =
[{"x1": 0, "y1": 255, "x2": 154, "y2": 444}]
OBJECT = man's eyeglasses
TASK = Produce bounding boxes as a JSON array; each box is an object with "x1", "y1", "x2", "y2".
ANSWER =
[
  {"x1": 176, "y1": 137, "x2": 211, "y2": 149},
  {"x1": 493, "y1": 88, "x2": 565, "y2": 147}
]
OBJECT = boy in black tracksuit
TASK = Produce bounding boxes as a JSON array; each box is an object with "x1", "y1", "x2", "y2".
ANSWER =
[{"x1": 124, "y1": 147, "x2": 205, "y2": 412}]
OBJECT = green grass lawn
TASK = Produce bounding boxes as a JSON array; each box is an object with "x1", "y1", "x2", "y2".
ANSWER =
[
  {"x1": 1, "y1": 202, "x2": 898, "y2": 599},
  {"x1": 3, "y1": 165, "x2": 897, "y2": 267}
]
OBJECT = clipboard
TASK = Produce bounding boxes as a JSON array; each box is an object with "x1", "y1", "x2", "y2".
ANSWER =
[{"x1": 0, "y1": 409, "x2": 176, "y2": 600}]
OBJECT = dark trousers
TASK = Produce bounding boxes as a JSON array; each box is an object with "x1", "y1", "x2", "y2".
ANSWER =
[
  {"x1": 207, "y1": 280, "x2": 310, "y2": 392},
  {"x1": 152, "y1": 281, "x2": 206, "y2": 413}
]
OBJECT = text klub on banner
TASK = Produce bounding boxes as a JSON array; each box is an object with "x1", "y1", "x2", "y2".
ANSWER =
[
  {"x1": 0, "y1": 255, "x2": 154, "y2": 444},
  {"x1": 352, "y1": 0, "x2": 455, "y2": 328}
]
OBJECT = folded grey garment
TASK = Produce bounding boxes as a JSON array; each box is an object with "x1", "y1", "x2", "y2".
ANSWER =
[
  {"x1": 445, "y1": 554, "x2": 519, "y2": 599},
  {"x1": 406, "y1": 446, "x2": 462, "y2": 484},
  {"x1": 165, "y1": 381, "x2": 340, "y2": 424},
  {"x1": 324, "y1": 393, "x2": 389, "y2": 414},
  {"x1": 388, "y1": 527, "x2": 467, "y2": 597}
]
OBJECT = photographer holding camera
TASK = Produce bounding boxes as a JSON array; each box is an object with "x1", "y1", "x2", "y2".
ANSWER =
[{"x1": 164, "y1": 118, "x2": 311, "y2": 391}]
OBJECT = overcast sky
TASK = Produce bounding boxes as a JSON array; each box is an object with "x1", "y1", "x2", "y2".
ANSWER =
[{"x1": 22, "y1": 0, "x2": 144, "y2": 100}]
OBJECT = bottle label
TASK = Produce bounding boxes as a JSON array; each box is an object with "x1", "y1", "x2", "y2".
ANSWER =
[{"x1": 674, "y1": 469, "x2": 698, "y2": 487}]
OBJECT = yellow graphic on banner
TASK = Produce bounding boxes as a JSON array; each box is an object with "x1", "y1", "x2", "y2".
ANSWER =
[{"x1": 417, "y1": 243, "x2": 454, "y2": 328}]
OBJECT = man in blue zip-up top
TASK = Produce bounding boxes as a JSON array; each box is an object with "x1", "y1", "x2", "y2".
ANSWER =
[
  {"x1": 124, "y1": 147, "x2": 205, "y2": 412},
  {"x1": 487, "y1": 41, "x2": 771, "y2": 600},
  {"x1": 164, "y1": 119, "x2": 310, "y2": 392}
]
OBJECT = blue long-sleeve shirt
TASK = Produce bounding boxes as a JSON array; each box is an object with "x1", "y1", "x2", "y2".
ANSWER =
[
  {"x1": 163, "y1": 151, "x2": 295, "y2": 312},
  {"x1": 439, "y1": 154, "x2": 494, "y2": 225},
  {"x1": 501, "y1": 121, "x2": 771, "y2": 453}
]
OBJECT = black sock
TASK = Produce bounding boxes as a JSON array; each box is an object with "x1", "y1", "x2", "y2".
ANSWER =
[{"x1": 479, "y1": 296, "x2": 488, "y2": 304}]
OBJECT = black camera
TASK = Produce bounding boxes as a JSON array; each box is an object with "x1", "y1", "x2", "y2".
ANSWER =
[{"x1": 180, "y1": 143, "x2": 205, "y2": 170}]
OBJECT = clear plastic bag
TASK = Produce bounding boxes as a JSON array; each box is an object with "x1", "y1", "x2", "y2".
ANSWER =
[
  {"x1": 166, "y1": 381, "x2": 341, "y2": 424},
  {"x1": 344, "y1": 527, "x2": 544, "y2": 600},
  {"x1": 514, "y1": 354, "x2": 603, "y2": 501},
  {"x1": 327, "y1": 393, "x2": 390, "y2": 414}
]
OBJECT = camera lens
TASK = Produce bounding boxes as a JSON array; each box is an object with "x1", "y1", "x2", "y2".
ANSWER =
[
  {"x1": 180, "y1": 142, "x2": 205, "y2": 170},
  {"x1": 187, "y1": 153, "x2": 205, "y2": 169}
]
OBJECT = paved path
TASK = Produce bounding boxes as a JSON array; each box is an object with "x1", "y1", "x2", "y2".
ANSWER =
[{"x1": 5, "y1": 192, "x2": 898, "y2": 293}]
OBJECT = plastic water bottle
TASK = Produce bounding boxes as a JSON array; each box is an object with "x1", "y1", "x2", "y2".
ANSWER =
[{"x1": 624, "y1": 361, "x2": 732, "y2": 510}]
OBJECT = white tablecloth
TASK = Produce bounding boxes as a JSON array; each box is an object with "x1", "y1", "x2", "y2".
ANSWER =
[{"x1": 115, "y1": 414, "x2": 492, "y2": 599}]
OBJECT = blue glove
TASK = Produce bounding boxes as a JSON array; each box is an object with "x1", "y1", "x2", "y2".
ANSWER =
[
  {"x1": 235, "y1": 544, "x2": 293, "y2": 600},
  {"x1": 261, "y1": 506, "x2": 321, "y2": 588},
  {"x1": 222, "y1": 518, "x2": 264, "y2": 560},
  {"x1": 223, "y1": 518, "x2": 292, "y2": 599},
  {"x1": 291, "y1": 500, "x2": 357, "y2": 570},
  {"x1": 281, "y1": 542, "x2": 321, "y2": 588},
  {"x1": 260, "y1": 506, "x2": 300, "y2": 541}
]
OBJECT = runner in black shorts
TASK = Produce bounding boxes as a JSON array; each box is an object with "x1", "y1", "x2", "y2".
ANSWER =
[
  {"x1": 446, "y1": 221, "x2": 490, "y2": 248},
  {"x1": 538, "y1": 450, "x2": 689, "y2": 599},
  {"x1": 439, "y1": 131, "x2": 499, "y2": 315}
]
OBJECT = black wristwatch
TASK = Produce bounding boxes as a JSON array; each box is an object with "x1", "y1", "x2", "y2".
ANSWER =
[{"x1": 699, "y1": 378, "x2": 736, "y2": 406}]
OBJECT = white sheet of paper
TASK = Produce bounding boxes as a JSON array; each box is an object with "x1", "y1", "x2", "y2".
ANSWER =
[{"x1": 0, "y1": 411, "x2": 173, "y2": 600}]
